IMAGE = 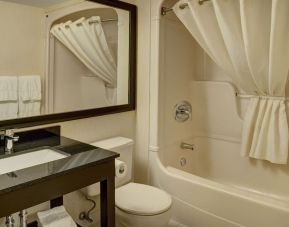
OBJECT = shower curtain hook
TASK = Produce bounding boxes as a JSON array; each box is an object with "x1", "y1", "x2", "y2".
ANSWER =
[
  {"x1": 161, "y1": 7, "x2": 173, "y2": 16},
  {"x1": 198, "y1": 0, "x2": 211, "y2": 5},
  {"x1": 179, "y1": 3, "x2": 188, "y2": 9},
  {"x1": 161, "y1": 2, "x2": 189, "y2": 16}
]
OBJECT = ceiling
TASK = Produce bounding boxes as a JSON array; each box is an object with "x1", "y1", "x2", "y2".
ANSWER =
[{"x1": 0, "y1": 0, "x2": 71, "y2": 8}]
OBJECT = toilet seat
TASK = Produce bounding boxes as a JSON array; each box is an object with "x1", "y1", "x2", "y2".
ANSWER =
[{"x1": 115, "y1": 183, "x2": 172, "y2": 216}]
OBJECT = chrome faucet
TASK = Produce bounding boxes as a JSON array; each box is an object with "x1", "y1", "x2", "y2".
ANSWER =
[{"x1": 3, "y1": 129, "x2": 19, "y2": 155}]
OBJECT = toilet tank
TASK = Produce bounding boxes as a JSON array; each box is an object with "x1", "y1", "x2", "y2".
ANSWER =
[{"x1": 91, "y1": 137, "x2": 134, "y2": 187}]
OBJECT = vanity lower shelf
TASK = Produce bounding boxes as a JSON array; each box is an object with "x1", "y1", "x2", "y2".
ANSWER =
[{"x1": 27, "y1": 197, "x2": 78, "y2": 227}]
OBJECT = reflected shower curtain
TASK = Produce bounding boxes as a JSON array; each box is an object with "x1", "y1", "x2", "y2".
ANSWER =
[
  {"x1": 173, "y1": 0, "x2": 289, "y2": 164},
  {"x1": 50, "y1": 16, "x2": 117, "y2": 104}
]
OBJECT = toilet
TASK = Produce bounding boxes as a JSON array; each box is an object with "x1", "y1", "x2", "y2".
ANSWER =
[
  {"x1": 82, "y1": 137, "x2": 172, "y2": 227},
  {"x1": 115, "y1": 182, "x2": 172, "y2": 227}
]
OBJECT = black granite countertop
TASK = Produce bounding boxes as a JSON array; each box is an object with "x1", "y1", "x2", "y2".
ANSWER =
[{"x1": 0, "y1": 126, "x2": 119, "y2": 195}]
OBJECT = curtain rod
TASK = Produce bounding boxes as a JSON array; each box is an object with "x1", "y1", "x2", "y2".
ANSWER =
[
  {"x1": 90, "y1": 19, "x2": 118, "y2": 23},
  {"x1": 63, "y1": 18, "x2": 118, "y2": 28},
  {"x1": 161, "y1": 0, "x2": 211, "y2": 16}
]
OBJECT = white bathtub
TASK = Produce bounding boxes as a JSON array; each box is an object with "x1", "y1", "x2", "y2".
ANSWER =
[{"x1": 149, "y1": 137, "x2": 289, "y2": 227}]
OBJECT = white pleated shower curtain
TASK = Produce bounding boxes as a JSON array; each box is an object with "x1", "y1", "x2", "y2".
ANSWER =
[
  {"x1": 173, "y1": 0, "x2": 289, "y2": 164},
  {"x1": 50, "y1": 16, "x2": 117, "y2": 104}
]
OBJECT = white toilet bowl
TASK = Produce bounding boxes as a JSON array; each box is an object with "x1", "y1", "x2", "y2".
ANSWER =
[
  {"x1": 115, "y1": 183, "x2": 172, "y2": 227},
  {"x1": 84, "y1": 137, "x2": 172, "y2": 226}
]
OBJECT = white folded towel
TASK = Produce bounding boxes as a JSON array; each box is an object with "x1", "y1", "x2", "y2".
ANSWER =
[
  {"x1": 0, "y1": 76, "x2": 18, "y2": 101},
  {"x1": 18, "y1": 101, "x2": 41, "y2": 117},
  {"x1": 18, "y1": 75, "x2": 42, "y2": 117},
  {"x1": 18, "y1": 75, "x2": 41, "y2": 101},
  {"x1": 37, "y1": 206, "x2": 76, "y2": 227},
  {"x1": 0, "y1": 102, "x2": 18, "y2": 120},
  {"x1": 0, "y1": 76, "x2": 18, "y2": 120}
]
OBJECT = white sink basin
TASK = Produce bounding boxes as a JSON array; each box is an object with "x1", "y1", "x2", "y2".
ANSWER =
[{"x1": 0, "y1": 149, "x2": 68, "y2": 175}]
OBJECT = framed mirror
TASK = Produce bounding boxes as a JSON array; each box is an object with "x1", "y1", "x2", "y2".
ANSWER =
[{"x1": 0, "y1": 0, "x2": 136, "y2": 129}]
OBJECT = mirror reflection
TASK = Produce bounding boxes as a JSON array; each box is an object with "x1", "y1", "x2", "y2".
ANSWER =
[{"x1": 0, "y1": 0, "x2": 130, "y2": 120}]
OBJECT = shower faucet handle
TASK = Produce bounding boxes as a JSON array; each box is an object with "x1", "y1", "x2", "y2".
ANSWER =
[{"x1": 174, "y1": 101, "x2": 192, "y2": 122}]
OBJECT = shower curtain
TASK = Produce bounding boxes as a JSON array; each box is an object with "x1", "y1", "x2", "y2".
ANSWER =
[
  {"x1": 173, "y1": 0, "x2": 289, "y2": 164},
  {"x1": 50, "y1": 16, "x2": 117, "y2": 104}
]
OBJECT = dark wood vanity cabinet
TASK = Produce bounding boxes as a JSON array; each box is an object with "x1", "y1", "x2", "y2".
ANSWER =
[{"x1": 0, "y1": 127, "x2": 119, "y2": 227}]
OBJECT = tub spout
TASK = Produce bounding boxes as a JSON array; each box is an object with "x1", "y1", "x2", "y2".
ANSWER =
[{"x1": 180, "y1": 142, "x2": 195, "y2": 151}]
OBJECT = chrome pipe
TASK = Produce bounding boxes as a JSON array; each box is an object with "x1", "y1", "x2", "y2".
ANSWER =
[
  {"x1": 19, "y1": 210, "x2": 27, "y2": 227},
  {"x1": 5, "y1": 216, "x2": 15, "y2": 227}
]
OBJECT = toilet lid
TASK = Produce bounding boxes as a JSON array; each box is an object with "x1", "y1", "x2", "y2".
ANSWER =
[{"x1": 115, "y1": 183, "x2": 172, "y2": 216}]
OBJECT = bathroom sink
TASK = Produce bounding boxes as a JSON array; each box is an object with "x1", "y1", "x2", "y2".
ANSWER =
[{"x1": 0, "y1": 149, "x2": 68, "y2": 175}]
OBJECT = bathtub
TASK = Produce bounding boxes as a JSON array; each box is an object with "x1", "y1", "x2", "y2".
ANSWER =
[{"x1": 149, "y1": 137, "x2": 289, "y2": 227}]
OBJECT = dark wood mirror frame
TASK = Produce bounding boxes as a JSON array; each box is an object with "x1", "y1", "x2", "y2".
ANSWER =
[{"x1": 0, "y1": 0, "x2": 137, "y2": 130}]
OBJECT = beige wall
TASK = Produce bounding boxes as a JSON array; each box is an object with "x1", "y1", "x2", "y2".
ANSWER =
[{"x1": 0, "y1": 1, "x2": 45, "y2": 76}]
